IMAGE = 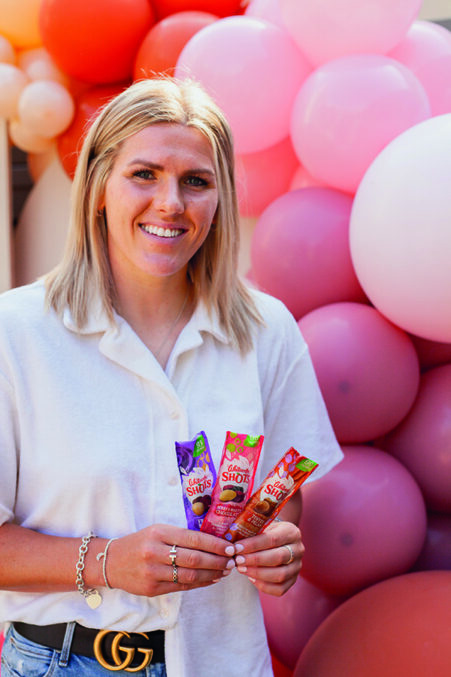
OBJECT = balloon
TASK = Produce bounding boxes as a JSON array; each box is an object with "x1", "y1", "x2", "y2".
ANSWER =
[
  {"x1": 0, "y1": 63, "x2": 28, "y2": 119},
  {"x1": 410, "y1": 334, "x2": 451, "y2": 371},
  {"x1": 235, "y1": 137, "x2": 298, "y2": 218},
  {"x1": 298, "y1": 303, "x2": 420, "y2": 443},
  {"x1": 300, "y1": 446, "x2": 427, "y2": 596},
  {"x1": 18, "y1": 81, "x2": 74, "y2": 139},
  {"x1": 176, "y1": 16, "x2": 311, "y2": 154},
  {"x1": 17, "y1": 47, "x2": 68, "y2": 86},
  {"x1": 280, "y1": 0, "x2": 422, "y2": 66},
  {"x1": 57, "y1": 84, "x2": 125, "y2": 179},
  {"x1": 251, "y1": 189, "x2": 365, "y2": 321},
  {"x1": 412, "y1": 512, "x2": 451, "y2": 571},
  {"x1": 290, "y1": 54, "x2": 431, "y2": 194},
  {"x1": 244, "y1": 0, "x2": 286, "y2": 29},
  {"x1": 134, "y1": 11, "x2": 217, "y2": 80},
  {"x1": 390, "y1": 20, "x2": 451, "y2": 115},
  {"x1": 0, "y1": 0, "x2": 42, "y2": 49},
  {"x1": 349, "y1": 114, "x2": 451, "y2": 343},
  {"x1": 294, "y1": 571, "x2": 451, "y2": 677},
  {"x1": 289, "y1": 165, "x2": 325, "y2": 191},
  {"x1": 0, "y1": 35, "x2": 16, "y2": 64},
  {"x1": 39, "y1": 0, "x2": 155, "y2": 83},
  {"x1": 14, "y1": 157, "x2": 71, "y2": 286},
  {"x1": 8, "y1": 118, "x2": 54, "y2": 154},
  {"x1": 260, "y1": 577, "x2": 343, "y2": 670},
  {"x1": 270, "y1": 653, "x2": 292, "y2": 677},
  {"x1": 381, "y1": 364, "x2": 451, "y2": 513},
  {"x1": 152, "y1": 0, "x2": 242, "y2": 20}
]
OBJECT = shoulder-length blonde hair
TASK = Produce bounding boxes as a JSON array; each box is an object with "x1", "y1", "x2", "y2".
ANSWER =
[{"x1": 45, "y1": 77, "x2": 261, "y2": 352}]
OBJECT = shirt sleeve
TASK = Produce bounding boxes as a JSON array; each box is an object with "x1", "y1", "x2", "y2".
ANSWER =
[
  {"x1": 0, "y1": 367, "x2": 19, "y2": 525},
  {"x1": 256, "y1": 295, "x2": 343, "y2": 483}
]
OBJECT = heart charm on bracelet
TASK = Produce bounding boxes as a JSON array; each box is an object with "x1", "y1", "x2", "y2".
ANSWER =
[{"x1": 86, "y1": 590, "x2": 103, "y2": 609}]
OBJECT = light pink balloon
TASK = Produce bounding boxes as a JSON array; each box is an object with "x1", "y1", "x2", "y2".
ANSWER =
[
  {"x1": 298, "y1": 302, "x2": 420, "y2": 443},
  {"x1": 300, "y1": 446, "x2": 427, "y2": 596},
  {"x1": 235, "y1": 137, "x2": 298, "y2": 218},
  {"x1": 18, "y1": 80, "x2": 74, "y2": 138},
  {"x1": 18, "y1": 47, "x2": 68, "y2": 85},
  {"x1": 350, "y1": 114, "x2": 451, "y2": 343},
  {"x1": 290, "y1": 54, "x2": 430, "y2": 194},
  {"x1": 250, "y1": 188, "x2": 366, "y2": 320},
  {"x1": 412, "y1": 512, "x2": 451, "y2": 571},
  {"x1": 175, "y1": 16, "x2": 312, "y2": 154},
  {"x1": 280, "y1": 0, "x2": 422, "y2": 66},
  {"x1": 381, "y1": 364, "x2": 451, "y2": 513},
  {"x1": 244, "y1": 0, "x2": 286, "y2": 29},
  {"x1": 260, "y1": 578, "x2": 343, "y2": 670},
  {"x1": 389, "y1": 20, "x2": 451, "y2": 116},
  {"x1": 0, "y1": 63, "x2": 28, "y2": 119}
]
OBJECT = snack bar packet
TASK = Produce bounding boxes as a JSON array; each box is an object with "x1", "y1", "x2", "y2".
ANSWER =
[
  {"x1": 223, "y1": 448, "x2": 318, "y2": 542},
  {"x1": 176, "y1": 431, "x2": 216, "y2": 531},
  {"x1": 200, "y1": 431, "x2": 264, "y2": 538}
]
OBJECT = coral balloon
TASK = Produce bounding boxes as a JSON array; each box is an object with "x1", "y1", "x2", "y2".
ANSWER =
[
  {"x1": 39, "y1": 0, "x2": 155, "y2": 83},
  {"x1": 18, "y1": 81, "x2": 74, "y2": 139},
  {"x1": 350, "y1": 114, "x2": 451, "y2": 343},
  {"x1": 280, "y1": 0, "x2": 422, "y2": 66},
  {"x1": 0, "y1": 63, "x2": 28, "y2": 119},
  {"x1": 298, "y1": 302, "x2": 420, "y2": 443},
  {"x1": 300, "y1": 446, "x2": 427, "y2": 596},
  {"x1": 390, "y1": 20, "x2": 451, "y2": 116},
  {"x1": 57, "y1": 85, "x2": 125, "y2": 179},
  {"x1": 235, "y1": 137, "x2": 298, "y2": 218},
  {"x1": 382, "y1": 364, "x2": 451, "y2": 513},
  {"x1": 176, "y1": 16, "x2": 311, "y2": 154},
  {"x1": 260, "y1": 578, "x2": 343, "y2": 670},
  {"x1": 0, "y1": 0, "x2": 42, "y2": 49},
  {"x1": 294, "y1": 571, "x2": 451, "y2": 677},
  {"x1": 251, "y1": 189, "x2": 365, "y2": 321},
  {"x1": 0, "y1": 35, "x2": 16, "y2": 64},
  {"x1": 152, "y1": 0, "x2": 242, "y2": 20},
  {"x1": 290, "y1": 54, "x2": 430, "y2": 194},
  {"x1": 134, "y1": 11, "x2": 217, "y2": 80},
  {"x1": 413, "y1": 512, "x2": 451, "y2": 571}
]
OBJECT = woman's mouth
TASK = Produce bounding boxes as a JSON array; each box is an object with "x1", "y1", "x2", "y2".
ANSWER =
[{"x1": 139, "y1": 224, "x2": 184, "y2": 238}]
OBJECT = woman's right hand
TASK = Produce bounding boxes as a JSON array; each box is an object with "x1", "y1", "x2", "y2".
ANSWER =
[{"x1": 99, "y1": 524, "x2": 236, "y2": 596}]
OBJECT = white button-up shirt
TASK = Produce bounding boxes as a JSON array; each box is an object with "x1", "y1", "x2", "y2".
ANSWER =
[{"x1": 0, "y1": 281, "x2": 343, "y2": 677}]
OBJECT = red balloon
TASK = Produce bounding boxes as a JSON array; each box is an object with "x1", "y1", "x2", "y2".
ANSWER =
[
  {"x1": 294, "y1": 571, "x2": 451, "y2": 677},
  {"x1": 134, "y1": 11, "x2": 217, "y2": 80},
  {"x1": 152, "y1": 0, "x2": 242, "y2": 20},
  {"x1": 271, "y1": 653, "x2": 293, "y2": 677},
  {"x1": 57, "y1": 85, "x2": 125, "y2": 179},
  {"x1": 39, "y1": 0, "x2": 156, "y2": 83}
]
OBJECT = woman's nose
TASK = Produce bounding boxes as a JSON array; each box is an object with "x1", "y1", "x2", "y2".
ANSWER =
[{"x1": 153, "y1": 177, "x2": 184, "y2": 214}]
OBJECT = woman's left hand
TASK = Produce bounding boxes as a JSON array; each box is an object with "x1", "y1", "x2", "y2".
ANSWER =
[{"x1": 233, "y1": 520, "x2": 304, "y2": 596}]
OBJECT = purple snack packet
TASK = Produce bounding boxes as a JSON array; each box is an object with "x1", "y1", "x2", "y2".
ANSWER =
[{"x1": 175, "y1": 431, "x2": 217, "y2": 530}]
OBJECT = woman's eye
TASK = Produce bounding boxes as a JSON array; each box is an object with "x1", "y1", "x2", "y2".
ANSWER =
[
  {"x1": 132, "y1": 169, "x2": 154, "y2": 180},
  {"x1": 185, "y1": 175, "x2": 208, "y2": 187}
]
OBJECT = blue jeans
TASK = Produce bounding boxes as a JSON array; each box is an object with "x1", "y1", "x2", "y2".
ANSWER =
[{"x1": 1, "y1": 624, "x2": 167, "y2": 677}]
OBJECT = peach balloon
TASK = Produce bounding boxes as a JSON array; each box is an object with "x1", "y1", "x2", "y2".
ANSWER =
[
  {"x1": 0, "y1": 0, "x2": 42, "y2": 49},
  {"x1": 0, "y1": 63, "x2": 28, "y2": 119},
  {"x1": 27, "y1": 145, "x2": 58, "y2": 182},
  {"x1": 18, "y1": 47, "x2": 69, "y2": 86},
  {"x1": 8, "y1": 117, "x2": 54, "y2": 153},
  {"x1": 18, "y1": 81, "x2": 75, "y2": 139},
  {"x1": 0, "y1": 35, "x2": 16, "y2": 64}
]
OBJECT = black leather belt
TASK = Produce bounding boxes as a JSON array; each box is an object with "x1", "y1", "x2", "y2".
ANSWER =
[{"x1": 13, "y1": 622, "x2": 165, "y2": 671}]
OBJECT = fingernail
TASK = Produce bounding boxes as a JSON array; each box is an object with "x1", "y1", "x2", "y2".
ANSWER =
[
  {"x1": 235, "y1": 555, "x2": 245, "y2": 565},
  {"x1": 249, "y1": 577, "x2": 256, "y2": 583},
  {"x1": 237, "y1": 565, "x2": 247, "y2": 573},
  {"x1": 225, "y1": 545, "x2": 235, "y2": 556},
  {"x1": 222, "y1": 568, "x2": 232, "y2": 576},
  {"x1": 226, "y1": 558, "x2": 236, "y2": 569},
  {"x1": 235, "y1": 543, "x2": 244, "y2": 553}
]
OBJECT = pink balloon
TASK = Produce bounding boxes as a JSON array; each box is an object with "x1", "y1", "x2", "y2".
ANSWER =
[
  {"x1": 0, "y1": 63, "x2": 28, "y2": 119},
  {"x1": 235, "y1": 137, "x2": 298, "y2": 218},
  {"x1": 280, "y1": 0, "x2": 422, "y2": 66},
  {"x1": 18, "y1": 80, "x2": 74, "y2": 138},
  {"x1": 300, "y1": 446, "x2": 427, "y2": 596},
  {"x1": 350, "y1": 114, "x2": 451, "y2": 343},
  {"x1": 390, "y1": 20, "x2": 451, "y2": 116},
  {"x1": 290, "y1": 54, "x2": 431, "y2": 194},
  {"x1": 410, "y1": 334, "x2": 451, "y2": 371},
  {"x1": 175, "y1": 16, "x2": 311, "y2": 154},
  {"x1": 250, "y1": 188, "x2": 366, "y2": 321},
  {"x1": 260, "y1": 578, "x2": 343, "y2": 670},
  {"x1": 289, "y1": 164, "x2": 325, "y2": 191},
  {"x1": 244, "y1": 0, "x2": 286, "y2": 29},
  {"x1": 381, "y1": 364, "x2": 451, "y2": 513},
  {"x1": 412, "y1": 512, "x2": 451, "y2": 571},
  {"x1": 298, "y1": 303, "x2": 420, "y2": 443}
]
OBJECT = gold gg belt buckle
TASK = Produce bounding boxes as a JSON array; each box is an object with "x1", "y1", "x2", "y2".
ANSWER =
[{"x1": 93, "y1": 630, "x2": 153, "y2": 672}]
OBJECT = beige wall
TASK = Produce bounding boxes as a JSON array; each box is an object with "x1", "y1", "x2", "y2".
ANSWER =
[{"x1": 419, "y1": 0, "x2": 451, "y2": 20}]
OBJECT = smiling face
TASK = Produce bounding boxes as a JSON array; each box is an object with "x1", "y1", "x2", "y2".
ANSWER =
[{"x1": 101, "y1": 122, "x2": 219, "y2": 292}]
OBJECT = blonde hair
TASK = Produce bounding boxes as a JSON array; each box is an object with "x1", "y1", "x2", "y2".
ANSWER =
[{"x1": 45, "y1": 77, "x2": 261, "y2": 352}]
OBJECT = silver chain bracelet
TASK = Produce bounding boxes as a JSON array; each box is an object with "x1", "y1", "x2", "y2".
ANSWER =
[{"x1": 75, "y1": 531, "x2": 102, "y2": 609}]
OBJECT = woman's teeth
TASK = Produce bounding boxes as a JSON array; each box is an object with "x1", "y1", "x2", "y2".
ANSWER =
[{"x1": 140, "y1": 224, "x2": 183, "y2": 238}]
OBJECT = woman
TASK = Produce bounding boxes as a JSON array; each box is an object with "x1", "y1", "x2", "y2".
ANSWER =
[{"x1": 0, "y1": 78, "x2": 343, "y2": 676}]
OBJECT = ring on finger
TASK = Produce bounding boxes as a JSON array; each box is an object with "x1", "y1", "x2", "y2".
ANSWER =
[
  {"x1": 172, "y1": 564, "x2": 179, "y2": 584},
  {"x1": 169, "y1": 544, "x2": 177, "y2": 565},
  {"x1": 283, "y1": 544, "x2": 294, "y2": 565}
]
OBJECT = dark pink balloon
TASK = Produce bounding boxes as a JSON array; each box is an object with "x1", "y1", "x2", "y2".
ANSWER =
[
  {"x1": 298, "y1": 302, "x2": 420, "y2": 443},
  {"x1": 382, "y1": 364, "x2": 451, "y2": 513},
  {"x1": 300, "y1": 446, "x2": 427, "y2": 596},
  {"x1": 260, "y1": 577, "x2": 344, "y2": 669},
  {"x1": 250, "y1": 188, "x2": 366, "y2": 320},
  {"x1": 410, "y1": 333, "x2": 451, "y2": 371},
  {"x1": 412, "y1": 512, "x2": 451, "y2": 571}
]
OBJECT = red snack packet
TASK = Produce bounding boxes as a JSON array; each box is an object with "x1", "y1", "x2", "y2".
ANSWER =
[
  {"x1": 223, "y1": 448, "x2": 318, "y2": 542},
  {"x1": 200, "y1": 431, "x2": 264, "y2": 538}
]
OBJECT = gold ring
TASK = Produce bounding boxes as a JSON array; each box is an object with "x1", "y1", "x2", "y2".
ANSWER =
[
  {"x1": 172, "y1": 564, "x2": 178, "y2": 584},
  {"x1": 283, "y1": 544, "x2": 294, "y2": 565},
  {"x1": 169, "y1": 544, "x2": 177, "y2": 565}
]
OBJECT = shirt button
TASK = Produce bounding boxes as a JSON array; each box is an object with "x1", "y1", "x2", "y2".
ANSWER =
[
  {"x1": 168, "y1": 476, "x2": 178, "y2": 486},
  {"x1": 160, "y1": 608, "x2": 170, "y2": 618}
]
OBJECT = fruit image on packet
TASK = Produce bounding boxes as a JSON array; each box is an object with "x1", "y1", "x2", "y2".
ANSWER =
[
  {"x1": 223, "y1": 448, "x2": 318, "y2": 542},
  {"x1": 176, "y1": 431, "x2": 216, "y2": 531},
  {"x1": 200, "y1": 431, "x2": 264, "y2": 538}
]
